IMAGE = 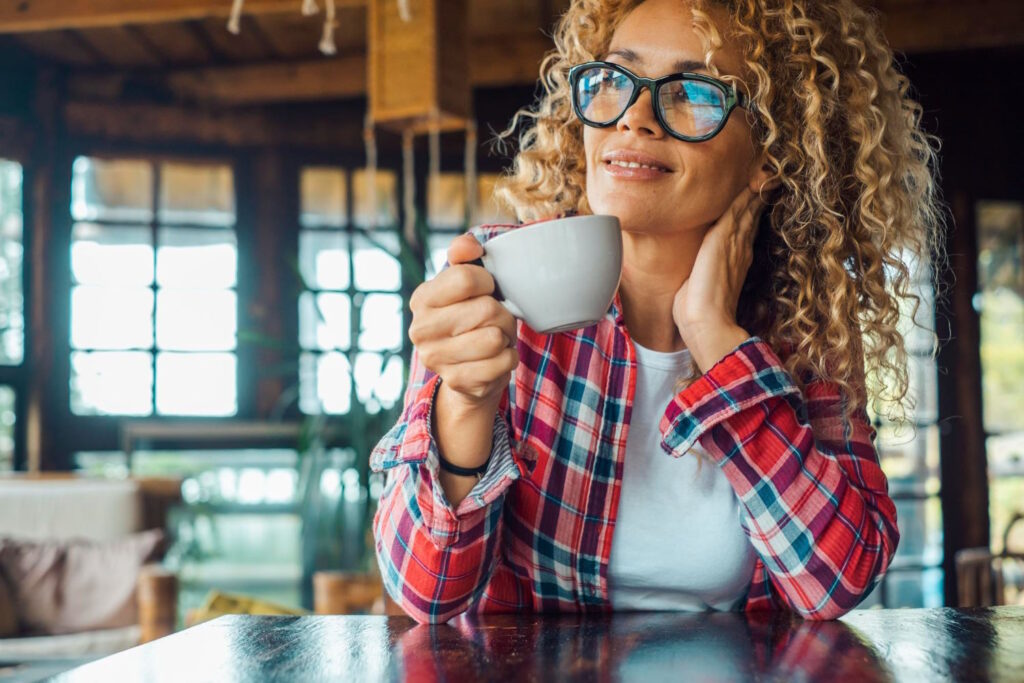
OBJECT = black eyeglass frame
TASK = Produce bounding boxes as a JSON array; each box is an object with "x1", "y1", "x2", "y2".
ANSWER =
[{"x1": 568, "y1": 60, "x2": 748, "y2": 142}]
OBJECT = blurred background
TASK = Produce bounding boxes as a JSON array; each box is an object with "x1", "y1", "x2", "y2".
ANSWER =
[{"x1": 0, "y1": 0, "x2": 1021, "y2": 666}]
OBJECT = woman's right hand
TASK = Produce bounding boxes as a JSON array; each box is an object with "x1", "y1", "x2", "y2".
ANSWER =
[{"x1": 408, "y1": 234, "x2": 519, "y2": 411}]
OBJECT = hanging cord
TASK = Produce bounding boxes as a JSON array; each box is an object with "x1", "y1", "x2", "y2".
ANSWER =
[
  {"x1": 318, "y1": 0, "x2": 338, "y2": 55},
  {"x1": 301, "y1": 0, "x2": 319, "y2": 16},
  {"x1": 398, "y1": 0, "x2": 413, "y2": 22},
  {"x1": 428, "y1": 120, "x2": 441, "y2": 233},
  {"x1": 464, "y1": 120, "x2": 477, "y2": 227},
  {"x1": 363, "y1": 112, "x2": 378, "y2": 231},
  {"x1": 402, "y1": 129, "x2": 418, "y2": 250},
  {"x1": 227, "y1": 0, "x2": 245, "y2": 34}
]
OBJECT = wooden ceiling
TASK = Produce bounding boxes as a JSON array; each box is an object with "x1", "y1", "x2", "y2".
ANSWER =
[
  {"x1": 0, "y1": 0, "x2": 1021, "y2": 107},
  {"x1": 1, "y1": 0, "x2": 567, "y2": 69}
]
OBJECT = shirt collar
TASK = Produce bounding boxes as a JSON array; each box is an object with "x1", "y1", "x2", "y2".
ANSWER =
[{"x1": 607, "y1": 290, "x2": 626, "y2": 328}]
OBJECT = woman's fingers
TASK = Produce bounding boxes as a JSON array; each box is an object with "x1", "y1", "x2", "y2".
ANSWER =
[
  {"x1": 419, "y1": 325, "x2": 513, "y2": 368},
  {"x1": 409, "y1": 294, "x2": 515, "y2": 345},
  {"x1": 441, "y1": 348, "x2": 520, "y2": 399},
  {"x1": 447, "y1": 233, "x2": 484, "y2": 265},
  {"x1": 411, "y1": 262, "x2": 495, "y2": 310}
]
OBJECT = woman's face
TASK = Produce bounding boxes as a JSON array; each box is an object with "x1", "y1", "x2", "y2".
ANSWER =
[{"x1": 583, "y1": 0, "x2": 762, "y2": 235}]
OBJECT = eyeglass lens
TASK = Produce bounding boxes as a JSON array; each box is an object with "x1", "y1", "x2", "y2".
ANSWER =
[{"x1": 574, "y1": 65, "x2": 729, "y2": 139}]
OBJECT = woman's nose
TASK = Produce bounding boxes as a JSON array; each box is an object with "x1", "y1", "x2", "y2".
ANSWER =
[{"x1": 615, "y1": 88, "x2": 665, "y2": 138}]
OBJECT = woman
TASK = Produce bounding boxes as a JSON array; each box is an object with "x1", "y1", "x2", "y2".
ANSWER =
[{"x1": 372, "y1": 0, "x2": 943, "y2": 623}]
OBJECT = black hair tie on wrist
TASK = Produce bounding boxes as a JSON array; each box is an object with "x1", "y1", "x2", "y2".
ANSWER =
[{"x1": 438, "y1": 452, "x2": 491, "y2": 478}]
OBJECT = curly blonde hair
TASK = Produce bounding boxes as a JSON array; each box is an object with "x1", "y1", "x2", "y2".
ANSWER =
[{"x1": 493, "y1": 0, "x2": 946, "y2": 425}]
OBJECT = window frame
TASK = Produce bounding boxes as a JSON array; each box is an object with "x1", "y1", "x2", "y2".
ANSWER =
[
  {"x1": 68, "y1": 154, "x2": 241, "y2": 419},
  {"x1": 50, "y1": 142, "x2": 256, "y2": 467},
  {"x1": 0, "y1": 150, "x2": 28, "y2": 470}
]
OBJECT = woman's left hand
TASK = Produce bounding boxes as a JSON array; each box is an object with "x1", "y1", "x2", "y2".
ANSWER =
[{"x1": 672, "y1": 187, "x2": 764, "y2": 371}]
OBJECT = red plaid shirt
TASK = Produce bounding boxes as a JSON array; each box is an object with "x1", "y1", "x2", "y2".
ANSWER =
[{"x1": 372, "y1": 224, "x2": 899, "y2": 624}]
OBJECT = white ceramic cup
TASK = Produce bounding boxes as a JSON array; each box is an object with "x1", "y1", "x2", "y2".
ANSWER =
[{"x1": 475, "y1": 214, "x2": 622, "y2": 334}]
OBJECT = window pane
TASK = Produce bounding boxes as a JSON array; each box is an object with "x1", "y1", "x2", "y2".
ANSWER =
[
  {"x1": 71, "y1": 223, "x2": 154, "y2": 286},
  {"x1": 868, "y1": 353, "x2": 938, "y2": 424},
  {"x1": 70, "y1": 351, "x2": 153, "y2": 416},
  {"x1": 877, "y1": 424, "x2": 940, "y2": 497},
  {"x1": 352, "y1": 169, "x2": 398, "y2": 229},
  {"x1": 877, "y1": 568, "x2": 944, "y2": 609},
  {"x1": 156, "y1": 290, "x2": 237, "y2": 351},
  {"x1": 299, "y1": 292, "x2": 350, "y2": 351},
  {"x1": 473, "y1": 173, "x2": 516, "y2": 225},
  {"x1": 300, "y1": 167, "x2": 347, "y2": 228},
  {"x1": 358, "y1": 293, "x2": 403, "y2": 351},
  {"x1": 426, "y1": 232, "x2": 455, "y2": 280},
  {"x1": 156, "y1": 228, "x2": 237, "y2": 288},
  {"x1": 428, "y1": 172, "x2": 466, "y2": 230},
  {"x1": 897, "y1": 284, "x2": 937, "y2": 356},
  {"x1": 0, "y1": 386, "x2": 14, "y2": 471},
  {"x1": 72, "y1": 157, "x2": 153, "y2": 223},
  {"x1": 299, "y1": 351, "x2": 351, "y2": 415},
  {"x1": 299, "y1": 231, "x2": 349, "y2": 291},
  {"x1": 893, "y1": 495, "x2": 943, "y2": 568},
  {"x1": 158, "y1": 162, "x2": 235, "y2": 226},
  {"x1": 976, "y1": 201, "x2": 1024, "y2": 556},
  {"x1": 0, "y1": 159, "x2": 24, "y2": 365},
  {"x1": 353, "y1": 232, "x2": 401, "y2": 291},
  {"x1": 989, "y1": 457, "x2": 1024, "y2": 554},
  {"x1": 71, "y1": 286, "x2": 154, "y2": 350},
  {"x1": 156, "y1": 352, "x2": 236, "y2": 416},
  {"x1": 353, "y1": 352, "x2": 404, "y2": 412},
  {"x1": 977, "y1": 200, "x2": 1024, "y2": 432}
]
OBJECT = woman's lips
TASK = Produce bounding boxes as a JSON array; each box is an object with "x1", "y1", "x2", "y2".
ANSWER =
[{"x1": 602, "y1": 160, "x2": 673, "y2": 180}]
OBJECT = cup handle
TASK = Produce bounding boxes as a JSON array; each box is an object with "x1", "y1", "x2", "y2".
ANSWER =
[{"x1": 467, "y1": 257, "x2": 522, "y2": 320}]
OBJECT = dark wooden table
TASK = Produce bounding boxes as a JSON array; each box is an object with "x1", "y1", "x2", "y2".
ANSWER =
[{"x1": 51, "y1": 607, "x2": 1024, "y2": 682}]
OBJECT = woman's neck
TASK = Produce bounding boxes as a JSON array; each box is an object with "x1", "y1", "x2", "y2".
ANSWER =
[{"x1": 617, "y1": 227, "x2": 704, "y2": 353}]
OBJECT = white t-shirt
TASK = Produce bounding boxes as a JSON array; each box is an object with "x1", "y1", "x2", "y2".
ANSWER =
[{"x1": 608, "y1": 341, "x2": 757, "y2": 611}]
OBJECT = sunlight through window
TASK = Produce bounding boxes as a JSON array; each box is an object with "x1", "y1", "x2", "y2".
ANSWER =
[{"x1": 70, "y1": 158, "x2": 238, "y2": 416}]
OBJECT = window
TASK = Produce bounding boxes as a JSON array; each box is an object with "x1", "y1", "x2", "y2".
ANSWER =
[
  {"x1": 864, "y1": 248, "x2": 944, "y2": 608},
  {"x1": 0, "y1": 159, "x2": 24, "y2": 366},
  {"x1": 0, "y1": 158, "x2": 24, "y2": 471},
  {"x1": 298, "y1": 167, "x2": 404, "y2": 416},
  {"x1": 976, "y1": 201, "x2": 1024, "y2": 556},
  {"x1": 69, "y1": 157, "x2": 238, "y2": 416},
  {"x1": 0, "y1": 386, "x2": 13, "y2": 471}
]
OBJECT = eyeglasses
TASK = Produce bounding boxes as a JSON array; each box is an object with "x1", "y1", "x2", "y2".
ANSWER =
[{"x1": 568, "y1": 61, "x2": 747, "y2": 142}]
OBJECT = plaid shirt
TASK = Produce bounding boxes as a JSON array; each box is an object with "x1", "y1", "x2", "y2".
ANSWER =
[{"x1": 372, "y1": 223, "x2": 900, "y2": 624}]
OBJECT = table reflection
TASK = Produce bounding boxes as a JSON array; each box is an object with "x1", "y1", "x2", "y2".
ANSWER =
[{"x1": 394, "y1": 611, "x2": 892, "y2": 682}]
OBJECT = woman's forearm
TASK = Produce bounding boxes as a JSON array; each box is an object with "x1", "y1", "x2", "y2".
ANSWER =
[{"x1": 433, "y1": 382, "x2": 501, "y2": 507}]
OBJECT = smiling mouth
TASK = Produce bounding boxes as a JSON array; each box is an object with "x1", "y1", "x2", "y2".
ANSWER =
[{"x1": 605, "y1": 159, "x2": 670, "y2": 171}]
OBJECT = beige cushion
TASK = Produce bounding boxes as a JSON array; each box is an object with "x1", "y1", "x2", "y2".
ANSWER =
[
  {"x1": 0, "y1": 479, "x2": 141, "y2": 542},
  {"x1": 0, "y1": 530, "x2": 163, "y2": 636},
  {"x1": 0, "y1": 571, "x2": 17, "y2": 637}
]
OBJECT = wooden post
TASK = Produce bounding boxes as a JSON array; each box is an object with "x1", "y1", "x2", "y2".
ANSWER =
[
  {"x1": 137, "y1": 565, "x2": 179, "y2": 643},
  {"x1": 244, "y1": 148, "x2": 296, "y2": 418},
  {"x1": 937, "y1": 190, "x2": 991, "y2": 605},
  {"x1": 24, "y1": 67, "x2": 65, "y2": 472},
  {"x1": 312, "y1": 571, "x2": 383, "y2": 615}
]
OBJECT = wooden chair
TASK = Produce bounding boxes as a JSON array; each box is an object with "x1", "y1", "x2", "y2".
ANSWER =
[{"x1": 955, "y1": 513, "x2": 1024, "y2": 607}]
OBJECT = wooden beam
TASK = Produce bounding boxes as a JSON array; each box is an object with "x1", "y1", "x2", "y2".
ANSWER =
[
  {"x1": 0, "y1": 0, "x2": 365, "y2": 34},
  {"x1": 872, "y1": 0, "x2": 1024, "y2": 53},
  {"x1": 63, "y1": 100, "x2": 367, "y2": 149},
  {"x1": 70, "y1": 34, "x2": 552, "y2": 105},
  {"x1": 167, "y1": 53, "x2": 366, "y2": 103}
]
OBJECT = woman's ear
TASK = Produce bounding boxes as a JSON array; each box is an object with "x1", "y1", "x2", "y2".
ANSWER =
[{"x1": 747, "y1": 153, "x2": 782, "y2": 196}]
